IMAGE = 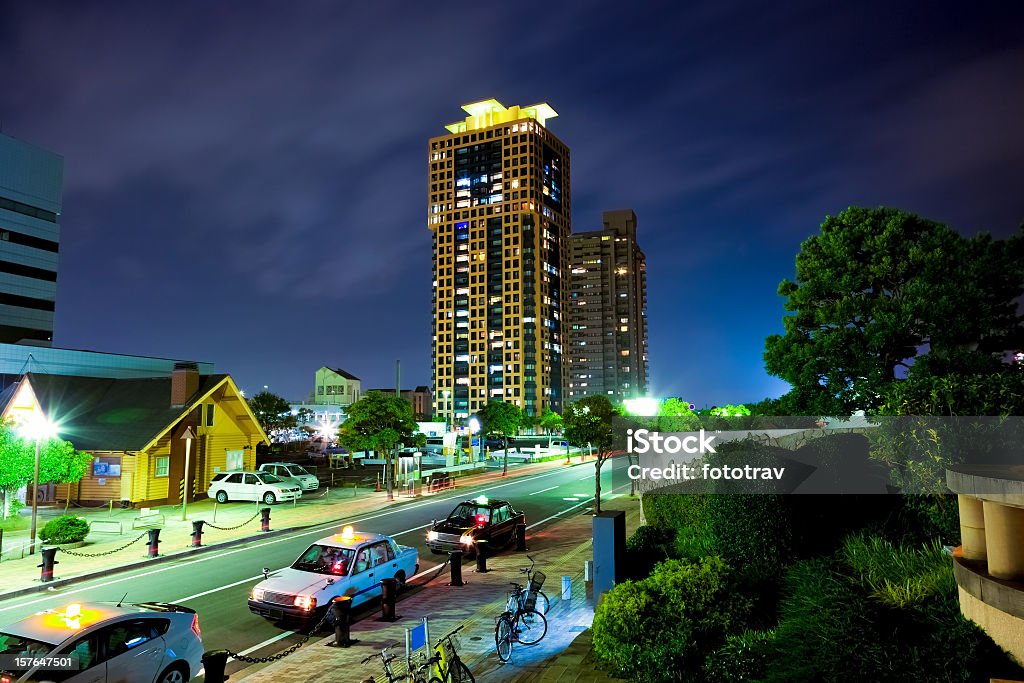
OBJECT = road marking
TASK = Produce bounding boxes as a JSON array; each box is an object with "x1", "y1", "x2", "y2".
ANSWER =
[
  {"x1": 577, "y1": 474, "x2": 592, "y2": 480},
  {"x1": 232, "y1": 629, "x2": 297, "y2": 658},
  {"x1": 527, "y1": 482, "x2": 631, "y2": 530},
  {"x1": 175, "y1": 575, "x2": 263, "y2": 603},
  {"x1": 529, "y1": 486, "x2": 558, "y2": 496}
]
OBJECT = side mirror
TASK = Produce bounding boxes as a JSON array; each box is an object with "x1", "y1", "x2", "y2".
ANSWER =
[
  {"x1": 326, "y1": 578, "x2": 335, "y2": 586},
  {"x1": 262, "y1": 567, "x2": 270, "y2": 580}
]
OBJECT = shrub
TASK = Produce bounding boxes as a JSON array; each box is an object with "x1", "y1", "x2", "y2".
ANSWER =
[
  {"x1": 840, "y1": 533, "x2": 955, "y2": 608},
  {"x1": 624, "y1": 525, "x2": 676, "y2": 579},
  {"x1": 702, "y1": 630, "x2": 775, "y2": 682},
  {"x1": 39, "y1": 515, "x2": 89, "y2": 544}
]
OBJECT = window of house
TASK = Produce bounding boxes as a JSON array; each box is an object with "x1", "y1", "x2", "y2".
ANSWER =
[
  {"x1": 206, "y1": 404, "x2": 215, "y2": 427},
  {"x1": 226, "y1": 449, "x2": 245, "y2": 471},
  {"x1": 155, "y1": 456, "x2": 169, "y2": 477}
]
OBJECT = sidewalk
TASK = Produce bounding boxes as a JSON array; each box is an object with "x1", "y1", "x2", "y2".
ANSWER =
[
  {"x1": 0, "y1": 457, "x2": 589, "y2": 601},
  {"x1": 234, "y1": 495, "x2": 640, "y2": 683}
]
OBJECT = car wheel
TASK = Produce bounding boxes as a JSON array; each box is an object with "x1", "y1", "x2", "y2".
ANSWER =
[
  {"x1": 263, "y1": 491, "x2": 277, "y2": 505},
  {"x1": 156, "y1": 663, "x2": 188, "y2": 683},
  {"x1": 215, "y1": 491, "x2": 228, "y2": 504}
]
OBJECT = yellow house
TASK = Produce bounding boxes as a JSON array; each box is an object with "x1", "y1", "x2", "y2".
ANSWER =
[{"x1": 0, "y1": 363, "x2": 269, "y2": 507}]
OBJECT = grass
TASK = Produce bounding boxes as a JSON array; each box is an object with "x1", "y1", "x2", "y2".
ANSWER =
[{"x1": 0, "y1": 515, "x2": 30, "y2": 532}]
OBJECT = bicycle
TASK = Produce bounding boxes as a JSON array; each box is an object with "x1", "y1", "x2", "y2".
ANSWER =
[
  {"x1": 362, "y1": 643, "x2": 424, "y2": 683},
  {"x1": 511, "y1": 555, "x2": 550, "y2": 615},
  {"x1": 494, "y1": 570, "x2": 548, "y2": 662},
  {"x1": 419, "y1": 624, "x2": 475, "y2": 683}
]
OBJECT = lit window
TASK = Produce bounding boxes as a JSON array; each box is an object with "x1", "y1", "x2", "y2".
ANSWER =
[{"x1": 155, "y1": 456, "x2": 169, "y2": 477}]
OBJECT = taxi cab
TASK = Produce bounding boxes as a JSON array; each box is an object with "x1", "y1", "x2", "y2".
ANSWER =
[
  {"x1": 0, "y1": 601, "x2": 203, "y2": 683},
  {"x1": 426, "y1": 495, "x2": 526, "y2": 558},
  {"x1": 248, "y1": 526, "x2": 418, "y2": 625}
]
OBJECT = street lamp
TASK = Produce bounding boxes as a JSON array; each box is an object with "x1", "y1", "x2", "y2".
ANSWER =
[
  {"x1": 468, "y1": 416, "x2": 481, "y2": 463},
  {"x1": 20, "y1": 415, "x2": 58, "y2": 556},
  {"x1": 443, "y1": 390, "x2": 451, "y2": 433}
]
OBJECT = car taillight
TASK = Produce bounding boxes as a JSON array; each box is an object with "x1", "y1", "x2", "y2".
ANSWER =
[
  {"x1": 191, "y1": 613, "x2": 201, "y2": 638},
  {"x1": 3, "y1": 674, "x2": 13, "y2": 683}
]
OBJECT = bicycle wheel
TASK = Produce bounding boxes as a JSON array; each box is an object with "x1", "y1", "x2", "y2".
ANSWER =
[
  {"x1": 495, "y1": 614, "x2": 514, "y2": 662},
  {"x1": 515, "y1": 609, "x2": 547, "y2": 645},
  {"x1": 453, "y1": 660, "x2": 475, "y2": 683}
]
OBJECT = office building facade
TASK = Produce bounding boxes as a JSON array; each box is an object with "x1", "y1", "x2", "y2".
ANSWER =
[
  {"x1": 430, "y1": 100, "x2": 571, "y2": 421},
  {"x1": 566, "y1": 209, "x2": 648, "y2": 402},
  {"x1": 0, "y1": 133, "x2": 63, "y2": 345}
]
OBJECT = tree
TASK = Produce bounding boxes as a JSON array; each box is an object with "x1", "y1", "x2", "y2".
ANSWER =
[
  {"x1": 338, "y1": 391, "x2": 419, "y2": 501},
  {"x1": 0, "y1": 421, "x2": 33, "y2": 519},
  {"x1": 539, "y1": 407, "x2": 563, "y2": 446},
  {"x1": 477, "y1": 401, "x2": 523, "y2": 476},
  {"x1": 39, "y1": 438, "x2": 92, "y2": 500},
  {"x1": 247, "y1": 391, "x2": 296, "y2": 438},
  {"x1": 764, "y1": 207, "x2": 1024, "y2": 415},
  {"x1": 563, "y1": 395, "x2": 619, "y2": 513}
]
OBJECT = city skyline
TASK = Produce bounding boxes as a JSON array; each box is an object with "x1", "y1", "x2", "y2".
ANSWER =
[{"x1": 1, "y1": 2, "x2": 1022, "y2": 405}]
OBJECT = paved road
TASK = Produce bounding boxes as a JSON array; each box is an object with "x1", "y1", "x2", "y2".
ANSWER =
[{"x1": 0, "y1": 457, "x2": 627, "y2": 679}]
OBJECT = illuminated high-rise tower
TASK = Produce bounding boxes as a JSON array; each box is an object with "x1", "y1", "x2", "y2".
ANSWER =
[{"x1": 429, "y1": 100, "x2": 571, "y2": 422}]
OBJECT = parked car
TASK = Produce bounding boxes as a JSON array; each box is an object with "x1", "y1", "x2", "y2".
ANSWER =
[
  {"x1": 0, "y1": 601, "x2": 203, "y2": 683},
  {"x1": 248, "y1": 527, "x2": 418, "y2": 625},
  {"x1": 426, "y1": 495, "x2": 525, "y2": 558},
  {"x1": 258, "y1": 463, "x2": 320, "y2": 491},
  {"x1": 206, "y1": 471, "x2": 301, "y2": 505}
]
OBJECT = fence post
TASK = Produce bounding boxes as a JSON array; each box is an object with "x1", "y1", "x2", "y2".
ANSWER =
[
  {"x1": 191, "y1": 520, "x2": 205, "y2": 547},
  {"x1": 474, "y1": 540, "x2": 489, "y2": 573},
  {"x1": 201, "y1": 650, "x2": 230, "y2": 683},
  {"x1": 515, "y1": 522, "x2": 528, "y2": 551},
  {"x1": 39, "y1": 546, "x2": 58, "y2": 582},
  {"x1": 327, "y1": 596, "x2": 357, "y2": 647},
  {"x1": 147, "y1": 529, "x2": 160, "y2": 558},
  {"x1": 260, "y1": 507, "x2": 271, "y2": 532},
  {"x1": 448, "y1": 550, "x2": 464, "y2": 587},
  {"x1": 379, "y1": 578, "x2": 398, "y2": 622}
]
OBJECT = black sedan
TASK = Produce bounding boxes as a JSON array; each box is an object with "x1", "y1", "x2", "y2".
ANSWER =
[{"x1": 426, "y1": 496, "x2": 526, "y2": 558}]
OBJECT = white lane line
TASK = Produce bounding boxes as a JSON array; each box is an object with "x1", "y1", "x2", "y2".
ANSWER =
[
  {"x1": 0, "y1": 467, "x2": 573, "y2": 614},
  {"x1": 529, "y1": 486, "x2": 558, "y2": 496},
  {"x1": 577, "y1": 474, "x2": 592, "y2": 480},
  {"x1": 233, "y1": 629, "x2": 297, "y2": 658},
  {"x1": 175, "y1": 575, "x2": 263, "y2": 603},
  {"x1": 528, "y1": 498, "x2": 593, "y2": 529}
]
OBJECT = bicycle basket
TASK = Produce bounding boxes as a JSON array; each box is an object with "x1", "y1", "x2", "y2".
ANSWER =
[
  {"x1": 524, "y1": 570, "x2": 546, "y2": 611},
  {"x1": 442, "y1": 632, "x2": 461, "y2": 660}
]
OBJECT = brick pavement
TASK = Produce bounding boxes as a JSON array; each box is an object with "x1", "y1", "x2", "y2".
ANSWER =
[{"x1": 233, "y1": 495, "x2": 640, "y2": 683}]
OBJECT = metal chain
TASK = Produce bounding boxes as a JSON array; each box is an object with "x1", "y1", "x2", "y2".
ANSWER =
[
  {"x1": 205, "y1": 508, "x2": 261, "y2": 531},
  {"x1": 225, "y1": 606, "x2": 334, "y2": 663},
  {"x1": 59, "y1": 533, "x2": 147, "y2": 557}
]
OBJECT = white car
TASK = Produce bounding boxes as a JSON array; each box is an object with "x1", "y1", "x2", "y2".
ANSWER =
[
  {"x1": 0, "y1": 601, "x2": 203, "y2": 683},
  {"x1": 258, "y1": 463, "x2": 319, "y2": 491},
  {"x1": 248, "y1": 527, "x2": 418, "y2": 625},
  {"x1": 207, "y1": 471, "x2": 301, "y2": 505}
]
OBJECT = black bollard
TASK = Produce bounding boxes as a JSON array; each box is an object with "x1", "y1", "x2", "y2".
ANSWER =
[
  {"x1": 260, "y1": 507, "x2": 271, "y2": 532},
  {"x1": 201, "y1": 650, "x2": 230, "y2": 683},
  {"x1": 379, "y1": 578, "x2": 398, "y2": 622},
  {"x1": 475, "y1": 539, "x2": 489, "y2": 573},
  {"x1": 327, "y1": 596, "x2": 358, "y2": 647},
  {"x1": 448, "y1": 550, "x2": 464, "y2": 587},
  {"x1": 515, "y1": 522, "x2": 528, "y2": 551},
  {"x1": 147, "y1": 528, "x2": 160, "y2": 558},
  {"x1": 191, "y1": 520, "x2": 205, "y2": 547},
  {"x1": 38, "y1": 546, "x2": 58, "y2": 582}
]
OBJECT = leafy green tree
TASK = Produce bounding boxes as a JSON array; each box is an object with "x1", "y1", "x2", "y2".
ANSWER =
[
  {"x1": 538, "y1": 407, "x2": 563, "y2": 446},
  {"x1": 0, "y1": 421, "x2": 32, "y2": 519},
  {"x1": 656, "y1": 397, "x2": 701, "y2": 432},
  {"x1": 764, "y1": 207, "x2": 1024, "y2": 415},
  {"x1": 247, "y1": 391, "x2": 296, "y2": 436},
  {"x1": 563, "y1": 395, "x2": 619, "y2": 513},
  {"x1": 39, "y1": 439, "x2": 92, "y2": 492},
  {"x1": 476, "y1": 400, "x2": 523, "y2": 476},
  {"x1": 338, "y1": 391, "x2": 419, "y2": 501}
]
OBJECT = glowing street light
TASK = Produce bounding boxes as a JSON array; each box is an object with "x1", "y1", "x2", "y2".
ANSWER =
[
  {"x1": 19, "y1": 415, "x2": 58, "y2": 556},
  {"x1": 468, "y1": 416, "x2": 481, "y2": 462},
  {"x1": 623, "y1": 397, "x2": 660, "y2": 416}
]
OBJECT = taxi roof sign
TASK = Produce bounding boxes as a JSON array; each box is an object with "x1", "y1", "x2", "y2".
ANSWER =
[{"x1": 474, "y1": 495, "x2": 489, "y2": 505}]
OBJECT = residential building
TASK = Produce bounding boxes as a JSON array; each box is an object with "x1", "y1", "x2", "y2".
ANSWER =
[
  {"x1": 367, "y1": 386, "x2": 433, "y2": 419},
  {"x1": 0, "y1": 362, "x2": 268, "y2": 507},
  {"x1": 566, "y1": 209, "x2": 649, "y2": 403},
  {"x1": 430, "y1": 99, "x2": 571, "y2": 421},
  {"x1": 314, "y1": 366, "x2": 361, "y2": 406},
  {"x1": 0, "y1": 133, "x2": 63, "y2": 346}
]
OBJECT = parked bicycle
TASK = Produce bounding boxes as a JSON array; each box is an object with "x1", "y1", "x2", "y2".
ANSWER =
[
  {"x1": 495, "y1": 569, "x2": 548, "y2": 662},
  {"x1": 418, "y1": 624, "x2": 475, "y2": 682},
  {"x1": 362, "y1": 643, "x2": 419, "y2": 683},
  {"x1": 510, "y1": 555, "x2": 550, "y2": 615}
]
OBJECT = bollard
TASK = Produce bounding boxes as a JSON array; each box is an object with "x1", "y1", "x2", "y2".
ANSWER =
[
  {"x1": 147, "y1": 528, "x2": 160, "y2": 558},
  {"x1": 39, "y1": 546, "x2": 58, "y2": 582},
  {"x1": 191, "y1": 520, "x2": 205, "y2": 547},
  {"x1": 201, "y1": 650, "x2": 230, "y2": 683},
  {"x1": 515, "y1": 522, "x2": 528, "y2": 551},
  {"x1": 474, "y1": 539, "x2": 489, "y2": 573},
  {"x1": 260, "y1": 507, "x2": 271, "y2": 532},
  {"x1": 327, "y1": 596, "x2": 358, "y2": 647},
  {"x1": 448, "y1": 550, "x2": 464, "y2": 586},
  {"x1": 379, "y1": 578, "x2": 398, "y2": 622},
  {"x1": 562, "y1": 575, "x2": 572, "y2": 601}
]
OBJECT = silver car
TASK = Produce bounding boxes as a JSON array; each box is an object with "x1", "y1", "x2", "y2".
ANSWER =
[{"x1": 0, "y1": 601, "x2": 203, "y2": 682}]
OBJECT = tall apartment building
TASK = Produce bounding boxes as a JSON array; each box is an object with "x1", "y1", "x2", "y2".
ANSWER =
[
  {"x1": 566, "y1": 209, "x2": 648, "y2": 403},
  {"x1": 0, "y1": 133, "x2": 63, "y2": 346},
  {"x1": 430, "y1": 100, "x2": 571, "y2": 421}
]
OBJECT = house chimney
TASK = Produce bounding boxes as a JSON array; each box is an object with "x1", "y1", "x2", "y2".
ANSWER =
[{"x1": 172, "y1": 362, "x2": 200, "y2": 407}]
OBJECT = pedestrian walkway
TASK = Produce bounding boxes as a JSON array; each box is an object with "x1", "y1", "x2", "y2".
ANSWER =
[
  {"x1": 0, "y1": 456, "x2": 591, "y2": 601},
  {"x1": 233, "y1": 495, "x2": 640, "y2": 683}
]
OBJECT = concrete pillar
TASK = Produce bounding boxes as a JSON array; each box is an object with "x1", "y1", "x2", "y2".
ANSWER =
[
  {"x1": 982, "y1": 501, "x2": 1024, "y2": 581},
  {"x1": 958, "y1": 494, "x2": 987, "y2": 561}
]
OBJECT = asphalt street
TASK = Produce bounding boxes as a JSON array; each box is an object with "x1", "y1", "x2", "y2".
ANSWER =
[{"x1": 0, "y1": 457, "x2": 627, "y2": 679}]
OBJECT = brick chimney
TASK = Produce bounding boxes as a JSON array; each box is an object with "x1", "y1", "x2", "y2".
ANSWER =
[{"x1": 171, "y1": 362, "x2": 200, "y2": 407}]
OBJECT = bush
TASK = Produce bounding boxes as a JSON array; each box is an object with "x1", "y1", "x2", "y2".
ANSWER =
[
  {"x1": 39, "y1": 515, "x2": 89, "y2": 544},
  {"x1": 624, "y1": 525, "x2": 677, "y2": 579},
  {"x1": 592, "y1": 556, "x2": 751, "y2": 682},
  {"x1": 840, "y1": 533, "x2": 955, "y2": 608},
  {"x1": 702, "y1": 630, "x2": 775, "y2": 682}
]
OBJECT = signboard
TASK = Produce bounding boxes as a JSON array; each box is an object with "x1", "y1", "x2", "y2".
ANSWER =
[
  {"x1": 108, "y1": 464, "x2": 121, "y2": 476},
  {"x1": 94, "y1": 462, "x2": 109, "y2": 476}
]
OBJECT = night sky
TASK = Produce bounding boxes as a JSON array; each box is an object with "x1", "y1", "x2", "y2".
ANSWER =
[{"x1": 2, "y1": 2, "x2": 1022, "y2": 406}]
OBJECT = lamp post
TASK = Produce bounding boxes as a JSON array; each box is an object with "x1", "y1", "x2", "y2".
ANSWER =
[
  {"x1": 442, "y1": 390, "x2": 451, "y2": 433},
  {"x1": 180, "y1": 426, "x2": 196, "y2": 521},
  {"x1": 20, "y1": 415, "x2": 58, "y2": 557},
  {"x1": 468, "y1": 416, "x2": 481, "y2": 463}
]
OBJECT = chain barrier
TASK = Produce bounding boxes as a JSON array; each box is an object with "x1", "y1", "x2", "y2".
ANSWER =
[
  {"x1": 408, "y1": 556, "x2": 451, "y2": 589},
  {"x1": 59, "y1": 533, "x2": 147, "y2": 557},
  {"x1": 205, "y1": 508, "x2": 261, "y2": 531},
  {"x1": 225, "y1": 605, "x2": 333, "y2": 663}
]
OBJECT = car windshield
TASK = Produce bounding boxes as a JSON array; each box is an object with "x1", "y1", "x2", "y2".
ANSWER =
[
  {"x1": 292, "y1": 544, "x2": 355, "y2": 575},
  {"x1": 290, "y1": 466, "x2": 310, "y2": 476},
  {"x1": 0, "y1": 632, "x2": 57, "y2": 670},
  {"x1": 259, "y1": 473, "x2": 284, "y2": 484},
  {"x1": 448, "y1": 503, "x2": 490, "y2": 522}
]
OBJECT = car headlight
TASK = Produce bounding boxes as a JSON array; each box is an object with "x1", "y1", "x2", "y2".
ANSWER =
[
  {"x1": 426, "y1": 530, "x2": 438, "y2": 541},
  {"x1": 293, "y1": 595, "x2": 317, "y2": 611},
  {"x1": 251, "y1": 587, "x2": 265, "y2": 602},
  {"x1": 459, "y1": 535, "x2": 474, "y2": 545}
]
